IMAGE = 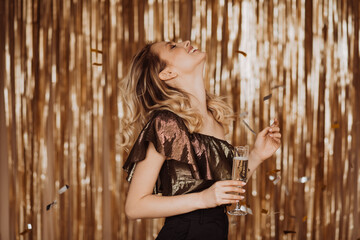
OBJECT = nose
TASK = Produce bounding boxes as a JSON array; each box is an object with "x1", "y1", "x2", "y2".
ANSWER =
[{"x1": 179, "y1": 40, "x2": 190, "y2": 48}]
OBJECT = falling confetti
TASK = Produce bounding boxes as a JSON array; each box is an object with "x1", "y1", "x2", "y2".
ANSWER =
[
  {"x1": 271, "y1": 84, "x2": 285, "y2": 90},
  {"x1": 246, "y1": 206, "x2": 253, "y2": 215},
  {"x1": 266, "y1": 169, "x2": 281, "y2": 175},
  {"x1": 331, "y1": 122, "x2": 340, "y2": 129},
  {"x1": 261, "y1": 209, "x2": 269, "y2": 214},
  {"x1": 272, "y1": 175, "x2": 281, "y2": 185},
  {"x1": 90, "y1": 48, "x2": 103, "y2": 54},
  {"x1": 298, "y1": 176, "x2": 310, "y2": 183},
  {"x1": 242, "y1": 120, "x2": 256, "y2": 135},
  {"x1": 283, "y1": 230, "x2": 296, "y2": 234},
  {"x1": 92, "y1": 63, "x2": 103, "y2": 66},
  {"x1": 59, "y1": 185, "x2": 70, "y2": 194},
  {"x1": 263, "y1": 93, "x2": 272, "y2": 101},
  {"x1": 267, "y1": 169, "x2": 281, "y2": 185},
  {"x1": 19, "y1": 224, "x2": 32, "y2": 235},
  {"x1": 239, "y1": 205, "x2": 253, "y2": 215},
  {"x1": 268, "y1": 174, "x2": 281, "y2": 185},
  {"x1": 19, "y1": 229, "x2": 31, "y2": 235},
  {"x1": 235, "y1": 50, "x2": 247, "y2": 57},
  {"x1": 302, "y1": 216, "x2": 308, "y2": 222},
  {"x1": 46, "y1": 200, "x2": 57, "y2": 211}
]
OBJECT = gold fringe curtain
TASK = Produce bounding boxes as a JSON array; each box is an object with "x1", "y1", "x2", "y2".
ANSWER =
[{"x1": 0, "y1": 0, "x2": 359, "y2": 239}]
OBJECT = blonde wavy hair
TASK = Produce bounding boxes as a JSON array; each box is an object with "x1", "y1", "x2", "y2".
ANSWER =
[{"x1": 120, "y1": 43, "x2": 234, "y2": 152}]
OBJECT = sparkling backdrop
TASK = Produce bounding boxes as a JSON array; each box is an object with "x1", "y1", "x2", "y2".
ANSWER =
[{"x1": 0, "y1": 0, "x2": 359, "y2": 239}]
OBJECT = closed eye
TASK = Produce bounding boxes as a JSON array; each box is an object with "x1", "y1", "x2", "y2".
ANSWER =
[{"x1": 170, "y1": 44, "x2": 176, "y2": 49}]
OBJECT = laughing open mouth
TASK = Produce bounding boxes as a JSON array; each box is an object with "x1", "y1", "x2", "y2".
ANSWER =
[{"x1": 188, "y1": 47, "x2": 198, "y2": 53}]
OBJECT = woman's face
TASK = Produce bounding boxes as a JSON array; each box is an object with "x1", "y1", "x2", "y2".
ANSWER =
[{"x1": 151, "y1": 40, "x2": 206, "y2": 76}]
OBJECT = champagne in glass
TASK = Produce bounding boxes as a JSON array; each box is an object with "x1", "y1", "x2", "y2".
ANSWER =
[{"x1": 228, "y1": 145, "x2": 249, "y2": 216}]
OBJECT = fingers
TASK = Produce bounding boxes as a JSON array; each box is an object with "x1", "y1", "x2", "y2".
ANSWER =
[
  {"x1": 218, "y1": 180, "x2": 246, "y2": 187},
  {"x1": 220, "y1": 191, "x2": 245, "y2": 204},
  {"x1": 223, "y1": 186, "x2": 246, "y2": 194},
  {"x1": 213, "y1": 181, "x2": 246, "y2": 204},
  {"x1": 268, "y1": 132, "x2": 281, "y2": 138},
  {"x1": 271, "y1": 137, "x2": 281, "y2": 144},
  {"x1": 269, "y1": 126, "x2": 280, "y2": 133},
  {"x1": 258, "y1": 126, "x2": 271, "y2": 137}
]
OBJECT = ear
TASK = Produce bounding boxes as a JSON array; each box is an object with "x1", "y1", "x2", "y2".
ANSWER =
[{"x1": 159, "y1": 67, "x2": 178, "y2": 81}]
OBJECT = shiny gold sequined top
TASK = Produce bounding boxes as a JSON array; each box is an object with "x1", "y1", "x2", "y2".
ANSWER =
[{"x1": 123, "y1": 110, "x2": 234, "y2": 196}]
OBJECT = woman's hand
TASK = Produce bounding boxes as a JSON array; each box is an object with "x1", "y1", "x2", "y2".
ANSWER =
[
  {"x1": 252, "y1": 118, "x2": 281, "y2": 162},
  {"x1": 199, "y1": 180, "x2": 246, "y2": 209}
]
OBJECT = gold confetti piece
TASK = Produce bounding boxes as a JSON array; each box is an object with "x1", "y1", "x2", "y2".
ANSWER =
[
  {"x1": 246, "y1": 206, "x2": 253, "y2": 215},
  {"x1": 92, "y1": 62, "x2": 103, "y2": 66},
  {"x1": 19, "y1": 224, "x2": 32, "y2": 235},
  {"x1": 271, "y1": 84, "x2": 285, "y2": 89},
  {"x1": 266, "y1": 169, "x2": 281, "y2": 175},
  {"x1": 239, "y1": 205, "x2": 253, "y2": 215},
  {"x1": 19, "y1": 229, "x2": 31, "y2": 235},
  {"x1": 46, "y1": 200, "x2": 57, "y2": 211},
  {"x1": 261, "y1": 209, "x2": 269, "y2": 214},
  {"x1": 59, "y1": 185, "x2": 69, "y2": 194},
  {"x1": 267, "y1": 169, "x2": 281, "y2": 184},
  {"x1": 299, "y1": 176, "x2": 310, "y2": 183},
  {"x1": 91, "y1": 48, "x2": 103, "y2": 54},
  {"x1": 331, "y1": 123, "x2": 340, "y2": 128},
  {"x1": 284, "y1": 230, "x2": 296, "y2": 234},
  {"x1": 235, "y1": 50, "x2": 247, "y2": 57},
  {"x1": 302, "y1": 216, "x2": 308, "y2": 222},
  {"x1": 242, "y1": 120, "x2": 256, "y2": 135},
  {"x1": 272, "y1": 175, "x2": 281, "y2": 185},
  {"x1": 263, "y1": 93, "x2": 272, "y2": 101}
]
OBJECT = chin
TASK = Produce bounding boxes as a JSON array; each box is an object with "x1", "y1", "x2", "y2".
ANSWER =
[{"x1": 199, "y1": 51, "x2": 207, "y2": 62}]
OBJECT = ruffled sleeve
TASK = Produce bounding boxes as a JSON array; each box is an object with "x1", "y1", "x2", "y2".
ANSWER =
[{"x1": 123, "y1": 110, "x2": 201, "y2": 192}]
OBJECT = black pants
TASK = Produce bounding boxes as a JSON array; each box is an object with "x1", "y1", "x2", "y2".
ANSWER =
[{"x1": 156, "y1": 206, "x2": 229, "y2": 240}]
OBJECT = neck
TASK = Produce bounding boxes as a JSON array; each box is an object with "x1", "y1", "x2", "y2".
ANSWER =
[
  {"x1": 181, "y1": 65, "x2": 209, "y2": 117},
  {"x1": 187, "y1": 81, "x2": 208, "y2": 117},
  {"x1": 168, "y1": 62, "x2": 210, "y2": 118}
]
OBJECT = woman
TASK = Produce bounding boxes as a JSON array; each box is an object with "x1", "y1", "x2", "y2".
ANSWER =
[{"x1": 121, "y1": 40, "x2": 281, "y2": 239}]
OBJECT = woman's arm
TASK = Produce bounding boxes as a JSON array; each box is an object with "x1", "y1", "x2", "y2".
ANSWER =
[{"x1": 125, "y1": 142, "x2": 246, "y2": 220}]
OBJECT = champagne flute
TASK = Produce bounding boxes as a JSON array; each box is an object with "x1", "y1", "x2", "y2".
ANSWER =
[{"x1": 227, "y1": 145, "x2": 249, "y2": 216}]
